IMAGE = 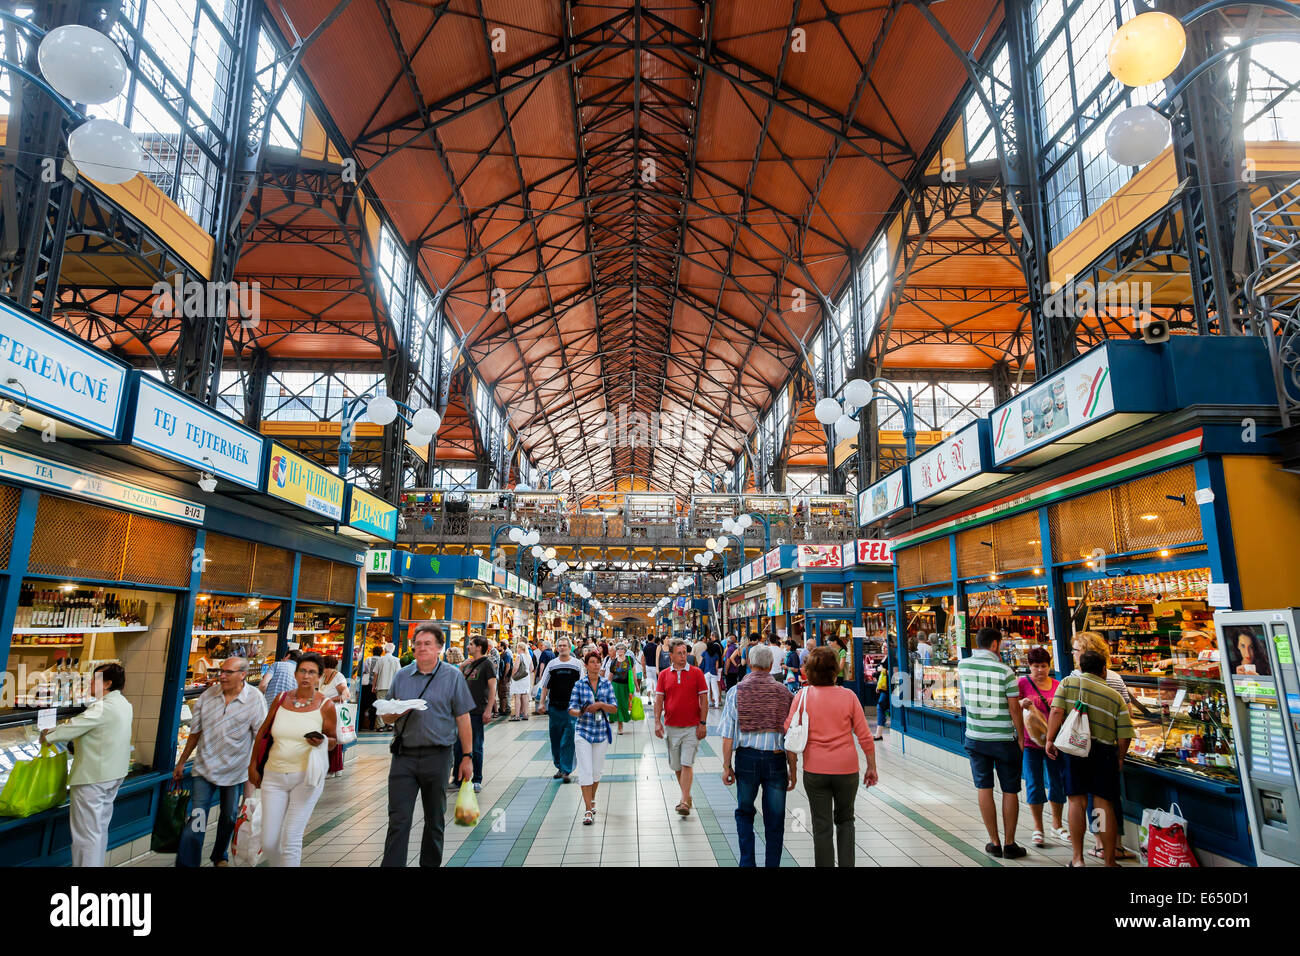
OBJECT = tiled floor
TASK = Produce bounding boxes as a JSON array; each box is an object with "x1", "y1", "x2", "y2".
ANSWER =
[{"x1": 128, "y1": 709, "x2": 1140, "y2": 867}]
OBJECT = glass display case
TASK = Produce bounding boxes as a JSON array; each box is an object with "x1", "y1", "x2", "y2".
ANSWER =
[
  {"x1": 1126, "y1": 667, "x2": 1239, "y2": 784},
  {"x1": 0, "y1": 719, "x2": 70, "y2": 796},
  {"x1": 905, "y1": 597, "x2": 962, "y2": 713},
  {"x1": 1068, "y1": 569, "x2": 1215, "y2": 679}
]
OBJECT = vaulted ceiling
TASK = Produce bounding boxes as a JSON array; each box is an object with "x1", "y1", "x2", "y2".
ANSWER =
[{"x1": 267, "y1": 0, "x2": 1004, "y2": 490}]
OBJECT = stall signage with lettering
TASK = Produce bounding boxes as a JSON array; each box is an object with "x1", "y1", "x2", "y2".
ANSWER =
[
  {"x1": 347, "y1": 486, "x2": 398, "y2": 542},
  {"x1": 764, "y1": 549, "x2": 781, "y2": 574},
  {"x1": 131, "y1": 376, "x2": 264, "y2": 488},
  {"x1": 365, "y1": 550, "x2": 393, "y2": 575},
  {"x1": 0, "y1": 443, "x2": 204, "y2": 524},
  {"x1": 0, "y1": 300, "x2": 128, "y2": 438},
  {"x1": 857, "y1": 539, "x2": 893, "y2": 565},
  {"x1": 476, "y1": 559, "x2": 493, "y2": 584},
  {"x1": 265, "y1": 443, "x2": 344, "y2": 521},
  {"x1": 841, "y1": 542, "x2": 856, "y2": 567},
  {"x1": 908, "y1": 421, "x2": 985, "y2": 503},
  {"x1": 991, "y1": 345, "x2": 1114, "y2": 465},
  {"x1": 858, "y1": 468, "x2": 907, "y2": 525},
  {"x1": 797, "y1": 544, "x2": 843, "y2": 569}
]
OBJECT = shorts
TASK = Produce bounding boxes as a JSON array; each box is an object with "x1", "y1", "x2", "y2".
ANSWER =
[
  {"x1": 964, "y1": 736, "x2": 1022, "y2": 793},
  {"x1": 574, "y1": 737, "x2": 609, "y2": 786},
  {"x1": 664, "y1": 724, "x2": 700, "y2": 771},
  {"x1": 1062, "y1": 742, "x2": 1121, "y2": 804}
]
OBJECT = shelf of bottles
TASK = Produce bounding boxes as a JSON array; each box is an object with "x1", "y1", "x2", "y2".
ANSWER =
[
  {"x1": 1072, "y1": 569, "x2": 1214, "y2": 679},
  {"x1": 188, "y1": 595, "x2": 283, "y2": 690},
  {"x1": 7, "y1": 582, "x2": 159, "y2": 710}
]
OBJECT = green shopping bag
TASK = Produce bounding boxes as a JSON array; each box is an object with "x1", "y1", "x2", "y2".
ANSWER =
[
  {"x1": 0, "y1": 744, "x2": 68, "y2": 818},
  {"x1": 151, "y1": 783, "x2": 191, "y2": 852},
  {"x1": 630, "y1": 693, "x2": 645, "y2": 721}
]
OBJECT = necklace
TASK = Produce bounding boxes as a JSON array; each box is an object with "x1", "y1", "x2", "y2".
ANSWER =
[{"x1": 290, "y1": 694, "x2": 314, "y2": 708}]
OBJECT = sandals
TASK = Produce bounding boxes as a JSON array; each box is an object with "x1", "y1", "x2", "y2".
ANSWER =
[
  {"x1": 1091, "y1": 845, "x2": 1134, "y2": 861},
  {"x1": 1051, "y1": 825, "x2": 1071, "y2": 844},
  {"x1": 675, "y1": 801, "x2": 691, "y2": 817},
  {"x1": 1031, "y1": 829, "x2": 1045, "y2": 847},
  {"x1": 582, "y1": 809, "x2": 595, "y2": 825}
]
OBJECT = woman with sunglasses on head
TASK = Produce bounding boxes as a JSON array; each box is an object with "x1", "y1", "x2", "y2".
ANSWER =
[
  {"x1": 249, "y1": 652, "x2": 337, "y2": 866},
  {"x1": 569, "y1": 650, "x2": 618, "y2": 825}
]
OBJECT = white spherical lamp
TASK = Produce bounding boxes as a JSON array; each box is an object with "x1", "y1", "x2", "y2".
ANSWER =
[
  {"x1": 716, "y1": 535, "x2": 729, "y2": 549},
  {"x1": 531, "y1": 545, "x2": 544, "y2": 558},
  {"x1": 404, "y1": 430, "x2": 431, "y2": 447},
  {"x1": 737, "y1": 514, "x2": 753, "y2": 530},
  {"x1": 410, "y1": 407, "x2": 441, "y2": 434},
  {"x1": 508, "y1": 527, "x2": 523, "y2": 543},
  {"x1": 365, "y1": 394, "x2": 399, "y2": 425},
  {"x1": 721, "y1": 517, "x2": 735, "y2": 533},
  {"x1": 67, "y1": 118, "x2": 142, "y2": 185},
  {"x1": 705, "y1": 537, "x2": 718, "y2": 551},
  {"x1": 38, "y1": 25, "x2": 129, "y2": 105},
  {"x1": 834, "y1": 413, "x2": 858, "y2": 442},
  {"x1": 843, "y1": 378, "x2": 872, "y2": 409},
  {"x1": 544, "y1": 547, "x2": 558, "y2": 560},
  {"x1": 814, "y1": 397, "x2": 842, "y2": 425},
  {"x1": 1105, "y1": 105, "x2": 1170, "y2": 167}
]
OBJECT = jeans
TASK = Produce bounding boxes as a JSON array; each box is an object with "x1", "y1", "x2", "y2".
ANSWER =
[
  {"x1": 804, "y1": 771, "x2": 858, "y2": 867},
  {"x1": 260, "y1": 770, "x2": 323, "y2": 867},
  {"x1": 1022, "y1": 747, "x2": 1065, "y2": 807},
  {"x1": 734, "y1": 748, "x2": 788, "y2": 867},
  {"x1": 176, "y1": 775, "x2": 244, "y2": 867},
  {"x1": 548, "y1": 705, "x2": 576, "y2": 774},
  {"x1": 383, "y1": 746, "x2": 454, "y2": 867},
  {"x1": 453, "y1": 712, "x2": 486, "y2": 784}
]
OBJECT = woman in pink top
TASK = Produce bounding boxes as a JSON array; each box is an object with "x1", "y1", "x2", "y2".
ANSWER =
[
  {"x1": 785, "y1": 647, "x2": 878, "y2": 867},
  {"x1": 1017, "y1": 647, "x2": 1067, "y2": 847}
]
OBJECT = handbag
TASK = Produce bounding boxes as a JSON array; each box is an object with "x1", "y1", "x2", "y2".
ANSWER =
[
  {"x1": 513, "y1": 657, "x2": 529, "y2": 682},
  {"x1": 1053, "y1": 698, "x2": 1092, "y2": 756},
  {"x1": 0, "y1": 743, "x2": 68, "y2": 818},
  {"x1": 784, "y1": 688, "x2": 810, "y2": 754},
  {"x1": 151, "y1": 782, "x2": 191, "y2": 853}
]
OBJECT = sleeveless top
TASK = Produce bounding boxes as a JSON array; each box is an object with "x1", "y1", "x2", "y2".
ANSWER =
[
  {"x1": 265, "y1": 697, "x2": 325, "y2": 774},
  {"x1": 608, "y1": 658, "x2": 632, "y2": 685}
]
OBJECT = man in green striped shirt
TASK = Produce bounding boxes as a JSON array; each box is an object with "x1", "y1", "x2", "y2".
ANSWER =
[{"x1": 957, "y1": 627, "x2": 1027, "y2": 858}]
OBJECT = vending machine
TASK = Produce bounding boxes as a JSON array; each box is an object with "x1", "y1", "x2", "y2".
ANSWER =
[{"x1": 1215, "y1": 608, "x2": 1300, "y2": 866}]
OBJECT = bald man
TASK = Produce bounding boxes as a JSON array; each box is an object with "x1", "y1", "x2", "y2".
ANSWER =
[{"x1": 174, "y1": 656, "x2": 267, "y2": 867}]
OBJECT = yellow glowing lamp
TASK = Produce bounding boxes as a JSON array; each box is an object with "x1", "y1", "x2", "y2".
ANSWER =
[{"x1": 1108, "y1": 11, "x2": 1186, "y2": 86}]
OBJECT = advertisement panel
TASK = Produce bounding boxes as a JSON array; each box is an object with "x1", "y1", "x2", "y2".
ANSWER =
[{"x1": 265, "y1": 443, "x2": 344, "y2": 521}]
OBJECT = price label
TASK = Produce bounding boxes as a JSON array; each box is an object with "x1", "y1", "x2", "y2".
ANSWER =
[
  {"x1": 37, "y1": 708, "x2": 56, "y2": 731},
  {"x1": 1207, "y1": 583, "x2": 1231, "y2": 608},
  {"x1": 1275, "y1": 631, "x2": 1294, "y2": 666}
]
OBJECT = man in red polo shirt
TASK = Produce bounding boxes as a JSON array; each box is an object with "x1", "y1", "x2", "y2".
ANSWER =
[{"x1": 655, "y1": 638, "x2": 709, "y2": 817}]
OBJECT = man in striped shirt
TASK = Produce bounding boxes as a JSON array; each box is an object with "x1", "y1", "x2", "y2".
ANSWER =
[
  {"x1": 957, "y1": 627, "x2": 1028, "y2": 859},
  {"x1": 719, "y1": 644, "x2": 795, "y2": 868}
]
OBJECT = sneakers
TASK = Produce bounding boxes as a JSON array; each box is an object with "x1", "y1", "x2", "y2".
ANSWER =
[
  {"x1": 984, "y1": 842, "x2": 1003, "y2": 858},
  {"x1": 473, "y1": 782, "x2": 482, "y2": 793},
  {"x1": 553, "y1": 771, "x2": 563, "y2": 779},
  {"x1": 1002, "y1": 843, "x2": 1028, "y2": 859},
  {"x1": 562, "y1": 774, "x2": 572, "y2": 784}
]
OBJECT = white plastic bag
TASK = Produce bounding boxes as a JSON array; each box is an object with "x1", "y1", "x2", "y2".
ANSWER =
[
  {"x1": 1054, "y1": 701, "x2": 1092, "y2": 756},
  {"x1": 374, "y1": 698, "x2": 428, "y2": 716},
  {"x1": 335, "y1": 702, "x2": 358, "y2": 746},
  {"x1": 1139, "y1": 802, "x2": 1187, "y2": 852},
  {"x1": 231, "y1": 793, "x2": 262, "y2": 867}
]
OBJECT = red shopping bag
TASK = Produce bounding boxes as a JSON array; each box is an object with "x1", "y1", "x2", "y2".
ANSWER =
[{"x1": 1147, "y1": 822, "x2": 1198, "y2": 867}]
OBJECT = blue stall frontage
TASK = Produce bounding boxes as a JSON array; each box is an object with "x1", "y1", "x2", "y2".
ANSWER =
[
  {"x1": 0, "y1": 303, "x2": 397, "y2": 865},
  {"x1": 717, "y1": 543, "x2": 894, "y2": 700},
  {"x1": 880, "y1": 337, "x2": 1297, "y2": 866},
  {"x1": 365, "y1": 551, "x2": 541, "y2": 655}
]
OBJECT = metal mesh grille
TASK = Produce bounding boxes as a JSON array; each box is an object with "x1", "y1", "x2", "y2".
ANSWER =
[
  {"x1": 28, "y1": 495, "x2": 131, "y2": 579},
  {"x1": 121, "y1": 513, "x2": 195, "y2": 587},
  {"x1": 896, "y1": 546, "x2": 923, "y2": 589},
  {"x1": 201, "y1": 532, "x2": 256, "y2": 593},
  {"x1": 992, "y1": 510, "x2": 1044, "y2": 573},
  {"x1": 1049, "y1": 485, "x2": 1118, "y2": 563},
  {"x1": 329, "y1": 562, "x2": 357, "y2": 604},
  {"x1": 252, "y1": 544, "x2": 293, "y2": 597},
  {"x1": 918, "y1": 537, "x2": 952, "y2": 586},
  {"x1": 955, "y1": 527, "x2": 995, "y2": 578},
  {"x1": 0, "y1": 484, "x2": 19, "y2": 568},
  {"x1": 1114, "y1": 464, "x2": 1203, "y2": 555},
  {"x1": 298, "y1": 554, "x2": 332, "y2": 602},
  {"x1": 1051, "y1": 465, "x2": 1204, "y2": 564}
]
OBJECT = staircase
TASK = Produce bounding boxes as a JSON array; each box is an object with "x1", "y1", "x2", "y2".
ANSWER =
[{"x1": 1247, "y1": 177, "x2": 1300, "y2": 468}]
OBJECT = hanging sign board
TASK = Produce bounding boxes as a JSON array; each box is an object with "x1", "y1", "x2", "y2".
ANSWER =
[
  {"x1": 130, "y1": 376, "x2": 265, "y2": 488},
  {"x1": 346, "y1": 486, "x2": 398, "y2": 542},
  {"x1": 908, "y1": 420, "x2": 997, "y2": 505},
  {"x1": 764, "y1": 549, "x2": 782, "y2": 574},
  {"x1": 859, "y1": 468, "x2": 908, "y2": 526},
  {"x1": 856, "y1": 539, "x2": 893, "y2": 565},
  {"x1": 0, "y1": 300, "x2": 128, "y2": 438},
  {"x1": 797, "y1": 544, "x2": 843, "y2": 569},
  {"x1": 265, "y1": 443, "x2": 344, "y2": 521},
  {"x1": 365, "y1": 550, "x2": 393, "y2": 575},
  {"x1": 0, "y1": 442, "x2": 203, "y2": 524}
]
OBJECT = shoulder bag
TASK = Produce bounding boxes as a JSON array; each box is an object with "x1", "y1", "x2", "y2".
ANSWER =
[
  {"x1": 784, "y1": 687, "x2": 810, "y2": 754},
  {"x1": 253, "y1": 692, "x2": 288, "y2": 775},
  {"x1": 390, "y1": 666, "x2": 439, "y2": 756},
  {"x1": 1053, "y1": 682, "x2": 1092, "y2": 757}
]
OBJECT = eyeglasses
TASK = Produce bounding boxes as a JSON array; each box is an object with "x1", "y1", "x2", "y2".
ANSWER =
[{"x1": 218, "y1": 669, "x2": 245, "y2": 676}]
